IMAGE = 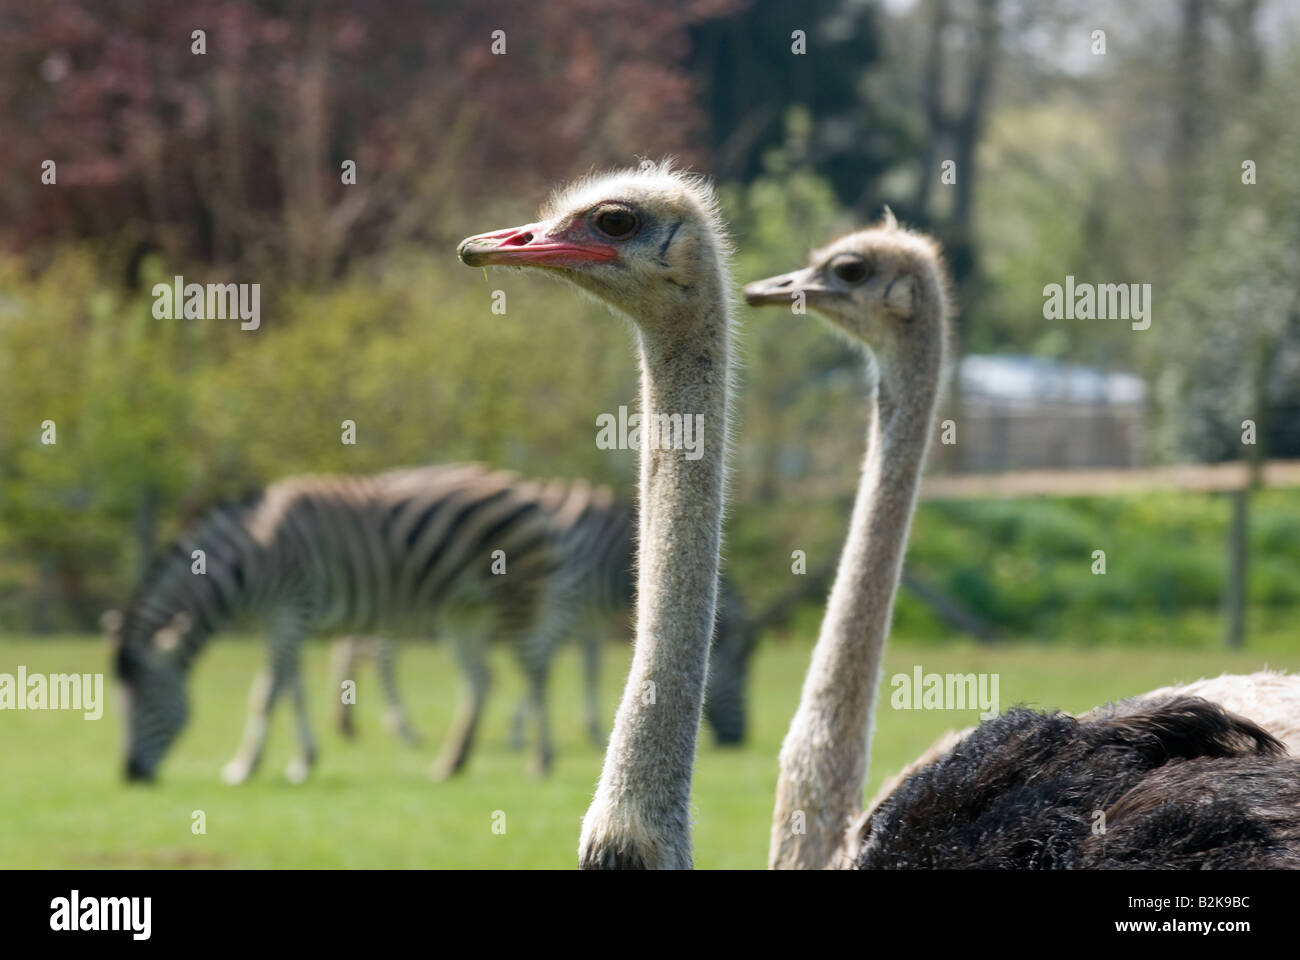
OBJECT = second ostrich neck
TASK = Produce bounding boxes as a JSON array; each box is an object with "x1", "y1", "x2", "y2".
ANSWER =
[
  {"x1": 591, "y1": 288, "x2": 731, "y2": 862},
  {"x1": 772, "y1": 365, "x2": 937, "y2": 869},
  {"x1": 814, "y1": 374, "x2": 932, "y2": 691}
]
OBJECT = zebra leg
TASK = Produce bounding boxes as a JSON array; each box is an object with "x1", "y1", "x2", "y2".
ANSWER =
[
  {"x1": 508, "y1": 696, "x2": 530, "y2": 751},
  {"x1": 284, "y1": 650, "x2": 318, "y2": 784},
  {"x1": 582, "y1": 629, "x2": 604, "y2": 748},
  {"x1": 331, "y1": 636, "x2": 361, "y2": 739},
  {"x1": 516, "y1": 600, "x2": 576, "y2": 779},
  {"x1": 429, "y1": 630, "x2": 491, "y2": 782},
  {"x1": 377, "y1": 637, "x2": 422, "y2": 747},
  {"x1": 523, "y1": 661, "x2": 554, "y2": 779},
  {"x1": 222, "y1": 613, "x2": 309, "y2": 784},
  {"x1": 222, "y1": 666, "x2": 283, "y2": 785}
]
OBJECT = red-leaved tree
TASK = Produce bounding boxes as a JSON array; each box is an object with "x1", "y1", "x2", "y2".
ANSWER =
[{"x1": 0, "y1": 0, "x2": 741, "y2": 282}]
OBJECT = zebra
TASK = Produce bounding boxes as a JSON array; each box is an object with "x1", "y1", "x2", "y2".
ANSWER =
[
  {"x1": 111, "y1": 464, "x2": 578, "y2": 782},
  {"x1": 329, "y1": 493, "x2": 756, "y2": 753},
  {"x1": 109, "y1": 464, "x2": 756, "y2": 782}
]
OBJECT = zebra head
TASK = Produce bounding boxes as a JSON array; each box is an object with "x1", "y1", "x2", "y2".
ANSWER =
[
  {"x1": 107, "y1": 607, "x2": 195, "y2": 781},
  {"x1": 704, "y1": 582, "x2": 757, "y2": 745}
]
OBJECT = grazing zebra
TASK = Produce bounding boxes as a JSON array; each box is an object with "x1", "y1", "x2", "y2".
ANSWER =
[
  {"x1": 111, "y1": 464, "x2": 585, "y2": 783},
  {"x1": 110, "y1": 464, "x2": 758, "y2": 783}
]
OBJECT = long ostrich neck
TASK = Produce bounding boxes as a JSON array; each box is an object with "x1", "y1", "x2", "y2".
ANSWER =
[
  {"x1": 770, "y1": 354, "x2": 938, "y2": 870},
  {"x1": 587, "y1": 281, "x2": 731, "y2": 866}
]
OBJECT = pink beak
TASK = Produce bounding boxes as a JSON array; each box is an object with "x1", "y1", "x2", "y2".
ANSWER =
[{"x1": 457, "y1": 222, "x2": 618, "y2": 268}]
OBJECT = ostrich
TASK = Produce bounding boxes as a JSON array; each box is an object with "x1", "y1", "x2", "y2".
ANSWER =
[
  {"x1": 459, "y1": 161, "x2": 734, "y2": 869},
  {"x1": 745, "y1": 210, "x2": 946, "y2": 869},
  {"x1": 1126, "y1": 671, "x2": 1300, "y2": 751},
  {"x1": 863, "y1": 669, "x2": 1300, "y2": 826},
  {"x1": 857, "y1": 695, "x2": 1300, "y2": 869},
  {"x1": 745, "y1": 214, "x2": 1300, "y2": 870}
]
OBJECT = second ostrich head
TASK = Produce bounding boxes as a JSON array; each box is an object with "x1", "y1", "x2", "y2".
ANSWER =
[{"x1": 744, "y1": 210, "x2": 949, "y2": 406}]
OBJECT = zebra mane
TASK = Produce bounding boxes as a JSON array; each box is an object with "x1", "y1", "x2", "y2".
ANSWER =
[{"x1": 122, "y1": 491, "x2": 266, "y2": 632}]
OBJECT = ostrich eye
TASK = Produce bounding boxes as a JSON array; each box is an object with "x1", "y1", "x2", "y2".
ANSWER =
[
  {"x1": 593, "y1": 207, "x2": 639, "y2": 239},
  {"x1": 831, "y1": 257, "x2": 870, "y2": 285}
]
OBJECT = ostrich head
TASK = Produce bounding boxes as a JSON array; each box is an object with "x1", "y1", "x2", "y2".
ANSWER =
[
  {"x1": 743, "y1": 210, "x2": 950, "y2": 399},
  {"x1": 457, "y1": 160, "x2": 730, "y2": 329}
]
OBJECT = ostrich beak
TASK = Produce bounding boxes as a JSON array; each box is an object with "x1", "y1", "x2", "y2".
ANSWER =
[
  {"x1": 457, "y1": 222, "x2": 618, "y2": 269},
  {"x1": 743, "y1": 267, "x2": 832, "y2": 307}
]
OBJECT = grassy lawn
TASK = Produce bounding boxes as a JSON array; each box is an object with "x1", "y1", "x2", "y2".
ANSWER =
[{"x1": 2, "y1": 633, "x2": 1298, "y2": 868}]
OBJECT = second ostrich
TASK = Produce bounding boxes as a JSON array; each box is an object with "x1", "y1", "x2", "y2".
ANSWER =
[
  {"x1": 745, "y1": 215, "x2": 1300, "y2": 870},
  {"x1": 746, "y1": 211, "x2": 946, "y2": 869}
]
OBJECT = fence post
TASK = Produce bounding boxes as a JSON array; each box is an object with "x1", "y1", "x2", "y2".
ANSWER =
[{"x1": 1223, "y1": 486, "x2": 1248, "y2": 649}]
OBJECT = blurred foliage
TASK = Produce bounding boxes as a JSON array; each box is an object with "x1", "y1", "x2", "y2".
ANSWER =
[
  {"x1": 687, "y1": 0, "x2": 899, "y2": 209},
  {"x1": 728, "y1": 489, "x2": 1300, "y2": 648},
  {"x1": 1149, "y1": 54, "x2": 1300, "y2": 463},
  {"x1": 3, "y1": 0, "x2": 1300, "y2": 633},
  {"x1": 968, "y1": 8, "x2": 1300, "y2": 462},
  {"x1": 0, "y1": 245, "x2": 639, "y2": 626},
  {"x1": 725, "y1": 138, "x2": 870, "y2": 502}
]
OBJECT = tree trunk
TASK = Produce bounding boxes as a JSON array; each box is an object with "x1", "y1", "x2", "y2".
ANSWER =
[{"x1": 913, "y1": 0, "x2": 951, "y2": 219}]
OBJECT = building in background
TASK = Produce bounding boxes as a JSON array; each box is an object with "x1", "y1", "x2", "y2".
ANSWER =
[{"x1": 931, "y1": 355, "x2": 1148, "y2": 473}]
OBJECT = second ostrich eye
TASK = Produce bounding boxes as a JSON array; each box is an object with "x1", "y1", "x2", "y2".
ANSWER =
[
  {"x1": 831, "y1": 257, "x2": 871, "y2": 285},
  {"x1": 593, "y1": 208, "x2": 639, "y2": 239}
]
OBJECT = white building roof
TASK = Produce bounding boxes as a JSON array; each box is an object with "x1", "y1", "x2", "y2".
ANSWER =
[{"x1": 960, "y1": 354, "x2": 1146, "y2": 406}]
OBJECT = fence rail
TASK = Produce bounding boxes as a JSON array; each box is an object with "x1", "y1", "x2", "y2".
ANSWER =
[{"x1": 922, "y1": 460, "x2": 1300, "y2": 500}]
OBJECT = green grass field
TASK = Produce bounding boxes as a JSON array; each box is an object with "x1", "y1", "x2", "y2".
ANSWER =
[{"x1": 2, "y1": 634, "x2": 1298, "y2": 868}]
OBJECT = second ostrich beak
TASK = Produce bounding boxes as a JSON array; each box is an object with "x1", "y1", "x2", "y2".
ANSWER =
[
  {"x1": 458, "y1": 222, "x2": 618, "y2": 270},
  {"x1": 743, "y1": 268, "x2": 834, "y2": 308}
]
